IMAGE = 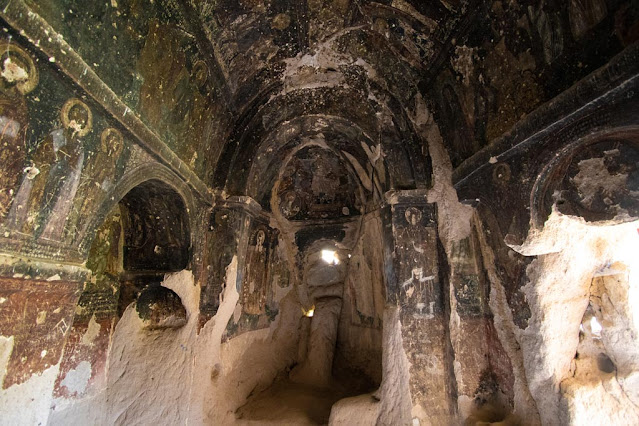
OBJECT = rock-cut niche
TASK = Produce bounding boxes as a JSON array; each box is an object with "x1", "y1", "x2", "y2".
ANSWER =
[
  {"x1": 84, "y1": 179, "x2": 191, "y2": 318},
  {"x1": 237, "y1": 144, "x2": 383, "y2": 423}
]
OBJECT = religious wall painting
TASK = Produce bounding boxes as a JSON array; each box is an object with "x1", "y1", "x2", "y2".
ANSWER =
[
  {"x1": 201, "y1": 207, "x2": 242, "y2": 319},
  {"x1": 0, "y1": 277, "x2": 81, "y2": 388},
  {"x1": 64, "y1": 126, "x2": 127, "y2": 244},
  {"x1": 528, "y1": 2, "x2": 564, "y2": 65},
  {"x1": 4, "y1": 98, "x2": 93, "y2": 241},
  {"x1": 277, "y1": 146, "x2": 360, "y2": 220},
  {"x1": 269, "y1": 234, "x2": 291, "y2": 292},
  {"x1": 569, "y1": 0, "x2": 608, "y2": 40},
  {"x1": 392, "y1": 203, "x2": 441, "y2": 319},
  {"x1": 137, "y1": 20, "x2": 216, "y2": 175},
  {"x1": 241, "y1": 225, "x2": 270, "y2": 316},
  {"x1": 223, "y1": 221, "x2": 286, "y2": 340},
  {"x1": 0, "y1": 41, "x2": 38, "y2": 221},
  {"x1": 279, "y1": 191, "x2": 302, "y2": 219}
]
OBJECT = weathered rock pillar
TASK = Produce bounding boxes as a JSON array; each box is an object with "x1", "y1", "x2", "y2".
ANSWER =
[
  {"x1": 291, "y1": 248, "x2": 347, "y2": 387},
  {"x1": 200, "y1": 200, "x2": 253, "y2": 323},
  {"x1": 381, "y1": 190, "x2": 455, "y2": 425}
]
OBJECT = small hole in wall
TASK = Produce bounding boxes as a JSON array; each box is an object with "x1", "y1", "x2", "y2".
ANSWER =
[
  {"x1": 590, "y1": 316, "x2": 603, "y2": 338},
  {"x1": 597, "y1": 353, "x2": 616, "y2": 373},
  {"x1": 321, "y1": 249, "x2": 339, "y2": 265}
]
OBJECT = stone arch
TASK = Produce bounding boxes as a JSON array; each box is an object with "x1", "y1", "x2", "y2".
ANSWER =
[
  {"x1": 245, "y1": 115, "x2": 389, "y2": 209},
  {"x1": 78, "y1": 163, "x2": 197, "y2": 256},
  {"x1": 79, "y1": 163, "x2": 194, "y2": 319},
  {"x1": 530, "y1": 125, "x2": 639, "y2": 229},
  {"x1": 214, "y1": 86, "x2": 430, "y2": 196}
]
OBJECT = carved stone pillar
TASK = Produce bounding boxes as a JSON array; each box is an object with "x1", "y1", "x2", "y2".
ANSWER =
[
  {"x1": 200, "y1": 203, "x2": 249, "y2": 322},
  {"x1": 381, "y1": 190, "x2": 455, "y2": 424}
]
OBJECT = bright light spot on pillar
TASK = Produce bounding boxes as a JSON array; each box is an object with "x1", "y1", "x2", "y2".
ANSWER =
[
  {"x1": 590, "y1": 316, "x2": 603, "y2": 338},
  {"x1": 302, "y1": 305, "x2": 315, "y2": 317},
  {"x1": 321, "y1": 250, "x2": 339, "y2": 265}
]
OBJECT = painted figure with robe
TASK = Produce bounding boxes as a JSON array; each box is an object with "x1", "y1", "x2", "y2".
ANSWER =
[
  {"x1": 5, "y1": 98, "x2": 92, "y2": 240},
  {"x1": 241, "y1": 228, "x2": 269, "y2": 315},
  {"x1": 0, "y1": 42, "x2": 38, "y2": 221},
  {"x1": 68, "y1": 127, "x2": 125, "y2": 242}
]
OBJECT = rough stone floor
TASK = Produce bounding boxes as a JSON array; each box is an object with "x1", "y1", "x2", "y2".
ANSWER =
[{"x1": 235, "y1": 379, "x2": 362, "y2": 425}]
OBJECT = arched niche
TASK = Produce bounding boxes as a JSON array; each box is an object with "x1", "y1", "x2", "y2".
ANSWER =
[
  {"x1": 531, "y1": 126, "x2": 639, "y2": 229},
  {"x1": 82, "y1": 174, "x2": 192, "y2": 317},
  {"x1": 119, "y1": 180, "x2": 191, "y2": 273},
  {"x1": 213, "y1": 86, "x2": 431, "y2": 196},
  {"x1": 246, "y1": 116, "x2": 389, "y2": 210},
  {"x1": 272, "y1": 145, "x2": 364, "y2": 222}
]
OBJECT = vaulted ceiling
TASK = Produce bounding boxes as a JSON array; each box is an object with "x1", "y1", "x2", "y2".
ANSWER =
[
  {"x1": 173, "y1": 0, "x2": 479, "y2": 201},
  {"x1": 179, "y1": 0, "x2": 475, "y2": 107},
  {"x1": 15, "y1": 0, "x2": 636, "y2": 209}
]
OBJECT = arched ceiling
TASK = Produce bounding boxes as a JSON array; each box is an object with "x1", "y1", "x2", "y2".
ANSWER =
[
  {"x1": 17, "y1": 0, "x2": 635, "y2": 206},
  {"x1": 180, "y1": 0, "x2": 474, "y2": 201},
  {"x1": 182, "y1": 0, "x2": 471, "y2": 104}
]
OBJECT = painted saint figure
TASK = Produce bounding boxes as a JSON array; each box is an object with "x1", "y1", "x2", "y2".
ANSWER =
[
  {"x1": 241, "y1": 228, "x2": 269, "y2": 315},
  {"x1": 68, "y1": 127, "x2": 124, "y2": 243},
  {"x1": 5, "y1": 98, "x2": 92, "y2": 240},
  {"x1": 396, "y1": 205, "x2": 440, "y2": 317},
  {"x1": 0, "y1": 42, "x2": 38, "y2": 221}
]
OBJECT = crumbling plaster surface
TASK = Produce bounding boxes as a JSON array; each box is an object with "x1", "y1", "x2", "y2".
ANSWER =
[
  {"x1": 407, "y1": 94, "x2": 474, "y2": 247},
  {"x1": 49, "y1": 269, "x2": 204, "y2": 426},
  {"x1": 510, "y1": 212, "x2": 639, "y2": 425},
  {"x1": 412, "y1": 95, "x2": 476, "y2": 419},
  {"x1": 0, "y1": 334, "x2": 59, "y2": 426},
  {"x1": 411, "y1": 93, "x2": 539, "y2": 423},
  {"x1": 198, "y1": 292, "x2": 301, "y2": 424},
  {"x1": 336, "y1": 211, "x2": 385, "y2": 387},
  {"x1": 376, "y1": 306, "x2": 412, "y2": 425},
  {"x1": 324, "y1": 307, "x2": 411, "y2": 426},
  {"x1": 190, "y1": 250, "x2": 301, "y2": 425},
  {"x1": 66, "y1": 256, "x2": 300, "y2": 426},
  {"x1": 103, "y1": 270, "x2": 200, "y2": 425},
  {"x1": 472, "y1": 217, "x2": 542, "y2": 424}
]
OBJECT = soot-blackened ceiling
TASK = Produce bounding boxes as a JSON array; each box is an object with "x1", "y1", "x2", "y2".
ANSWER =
[
  {"x1": 20, "y1": 0, "x2": 636, "y2": 213},
  {"x1": 185, "y1": 0, "x2": 472, "y2": 100},
  {"x1": 186, "y1": 0, "x2": 478, "y2": 201}
]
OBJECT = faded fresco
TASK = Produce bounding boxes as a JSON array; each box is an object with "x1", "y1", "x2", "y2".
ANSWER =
[
  {"x1": 0, "y1": 277, "x2": 81, "y2": 387},
  {"x1": 5, "y1": 98, "x2": 93, "y2": 240},
  {"x1": 0, "y1": 42, "x2": 37, "y2": 222},
  {"x1": 277, "y1": 147, "x2": 360, "y2": 221},
  {"x1": 200, "y1": 207, "x2": 243, "y2": 320},
  {"x1": 26, "y1": 0, "x2": 230, "y2": 180},
  {"x1": 224, "y1": 221, "x2": 285, "y2": 341},
  {"x1": 432, "y1": 0, "x2": 639, "y2": 168},
  {"x1": 0, "y1": 34, "x2": 130, "y2": 258}
]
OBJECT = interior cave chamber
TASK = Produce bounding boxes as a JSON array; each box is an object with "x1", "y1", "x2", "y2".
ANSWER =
[{"x1": 0, "y1": 1, "x2": 638, "y2": 425}]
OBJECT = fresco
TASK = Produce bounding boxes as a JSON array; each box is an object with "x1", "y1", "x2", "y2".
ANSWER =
[
  {"x1": 221, "y1": 218, "x2": 289, "y2": 340},
  {"x1": 5, "y1": 98, "x2": 92, "y2": 239},
  {"x1": 277, "y1": 147, "x2": 360, "y2": 221},
  {"x1": 432, "y1": 0, "x2": 639, "y2": 168},
  {"x1": 0, "y1": 33, "x2": 130, "y2": 257},
  {"x1": 0, "y1": 42, "x2": 38, "y2": 221},
  {"x1": 26, "y1": 0, "x2": 229, "y2": 180}
]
